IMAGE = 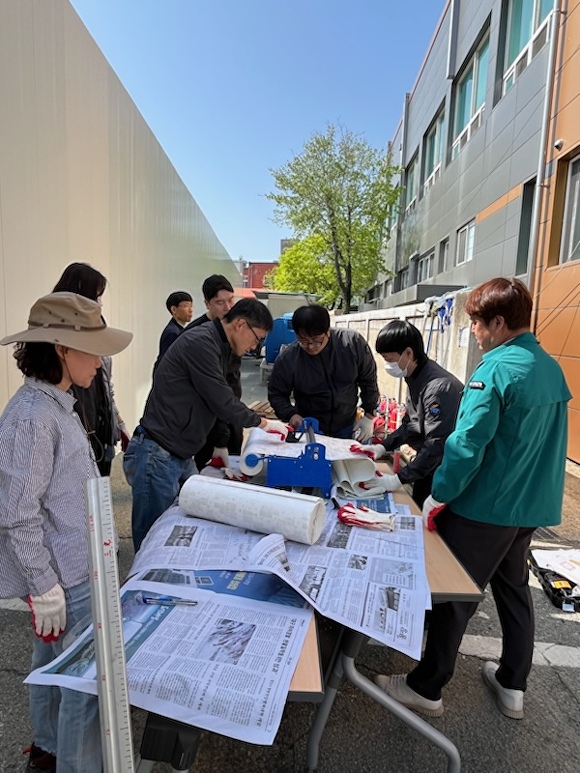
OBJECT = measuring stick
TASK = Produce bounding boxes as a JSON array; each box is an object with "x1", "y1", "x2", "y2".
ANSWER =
[{"x1": 85, "y1": 477, "x2": 135, "y2": 773}]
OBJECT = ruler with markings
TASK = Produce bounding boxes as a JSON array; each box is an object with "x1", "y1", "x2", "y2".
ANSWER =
[{"x1": 85, "y1": 476, "x2": 135, "y2": 773}]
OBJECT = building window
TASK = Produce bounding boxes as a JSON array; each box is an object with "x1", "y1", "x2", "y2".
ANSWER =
[
  {"x1": 423, "y1": 111, "x2": 445, "y2": 193},
  {"x1": 503, "y1": 0, "x2": 551, "y2": 94},
  {"x1": 560, "y1": 156, "x2": 580, "y2": 264},
  {"x1": 398, "y1": 267, "x2": 410, "y2": 291},
  {"x1": 438, "y1": 238, "x2": 450, "y2": 273},
  {"x1": 456, "y1": 221, "x2": 475, "y2": 265},
  {"x1": 452, "y1": 36, "x2": 489, "y2": 159},
  {"x1": 416, "y1": 251, "x2": 434, "y2": 282},
  {"x1": 516, "y1": 178, "x2": 536, "y2": 274},
  {"x1": 405, "y1": 156, "x2": 418, "y2": 212}
]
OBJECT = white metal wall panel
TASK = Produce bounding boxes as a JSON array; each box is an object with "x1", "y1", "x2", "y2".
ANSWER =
[{"x1": 0, "y1": 0, "x2": 239, "y2": 428}]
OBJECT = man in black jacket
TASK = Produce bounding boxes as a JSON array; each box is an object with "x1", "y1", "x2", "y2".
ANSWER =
[
  {"x1": 362, "y1": 320, "x2": 463, "y2": 507},
  {"x1": 186, "y1": 275, "x2": 241, "y2": 466},
  {"x1": 152, "y1": 290, "x2": 193, "y2": 373},
  {"x1": 268, "y1": 305, "x2": 379, "y2": 440},
  {"x1": 124, "y1": 299, "x2": 288, "y2": 550}
]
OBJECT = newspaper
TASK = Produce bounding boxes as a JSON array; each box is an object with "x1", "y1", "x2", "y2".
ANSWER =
[
  {"x1": 130, "y1": 497, "x2": 431, "y2": 659},
  {"x1": 26, "y1": 578, "x2": 313, "y2": 745}
]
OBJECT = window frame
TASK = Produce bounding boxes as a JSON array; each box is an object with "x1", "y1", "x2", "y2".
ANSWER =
[
  {"x1": 503, "y1": 0, "x2": 551, "y2": 95},
  {"x1": 405, "y1": 155, "x2": 419, "y2": 212},
  {"x1": 452, "y1": 35, "x2": 490, "y2": 159},
  {"x1": 455, "y1": 220, "x2": 476, "y2": 266},
  {"x1": 423, "y1": 110, "x2": 445, "y2": 194},
  {"x1": 559, "y1": 154, "x2": 580, "y2": 265}
]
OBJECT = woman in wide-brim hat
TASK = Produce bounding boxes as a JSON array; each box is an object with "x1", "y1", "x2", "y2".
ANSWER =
[{"x1": 0, "y1": 291, "x2": 132, "y2": 773}]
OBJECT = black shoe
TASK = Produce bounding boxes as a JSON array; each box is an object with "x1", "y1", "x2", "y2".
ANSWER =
[{"x1": 24, "y1": 744, "x2": 56, "y2": 772}]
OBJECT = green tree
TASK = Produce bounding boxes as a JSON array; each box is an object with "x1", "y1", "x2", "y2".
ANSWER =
[
  {"x1": 267, "y1": 124, "x2": 399, "y2": 312},
  {"x1": 269, "y1": 234, "x2": 336, "y2": 305}
]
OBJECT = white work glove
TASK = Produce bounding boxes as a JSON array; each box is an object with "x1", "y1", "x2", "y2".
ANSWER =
[
  {"x1": 352, "y1": 414, "x2": 374, "y2": 443},
  {"x1": 27, "y1": 584, "x2": 66, "y2": 642},
  {"x1": 206, "y1": 447, "x2": 229, "y2": 469},
  {"x1": 422, "y1": 495, "x2": 446, "y2": 531},
  {"x1": 337, "y1": 502, "x2": 395, "y2": 531},
  {"x1": 349, "y1": 443, "x2": 387, "y2": 461},
  {"x1": 262, "y1": 420, "x2": 290, "y2": 441},
  {"x1": 356, "y1": 472, "x2": 401, "y2": 497}
]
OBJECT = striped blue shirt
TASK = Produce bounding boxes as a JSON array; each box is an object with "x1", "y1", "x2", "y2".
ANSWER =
[{"x1": 0, "y1": 378, "x2": 100, "y2": 598}]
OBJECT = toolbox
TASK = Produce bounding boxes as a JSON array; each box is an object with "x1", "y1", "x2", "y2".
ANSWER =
[{"x1": 529, "y1": 552, "x2": 580, "y2": 613}]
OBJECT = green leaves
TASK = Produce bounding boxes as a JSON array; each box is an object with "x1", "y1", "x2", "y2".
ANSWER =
[{"x1": 267, "y1": 124, "x2": 399, "y2": 312}]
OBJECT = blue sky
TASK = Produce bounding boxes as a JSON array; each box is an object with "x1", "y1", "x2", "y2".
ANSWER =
[{"x1": 70, "y1": 0, "x2": 447, "y2": 263}]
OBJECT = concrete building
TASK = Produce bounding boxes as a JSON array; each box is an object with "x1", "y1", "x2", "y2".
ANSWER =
[
  {"x1": 360, "y1": 0, "x2": 580, "y2": 462},
  {"x1": 0, "y1": 0, "x2": 239, "y2": 429}
]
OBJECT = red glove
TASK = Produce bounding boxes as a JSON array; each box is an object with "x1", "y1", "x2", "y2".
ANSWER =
[
  {"x1": 422, "y1": 495, "x2": 446, "y2": 531},
  {"x1": 206, "y1": 447, "x2": 229, "y2": 469},
  {"x1": 349, "y1": 443, "x2": 386, "y2": 460},
  {"x1": 262, "y1": 420, "x2": 291, "y2": 441},
  {"x1": 337, "y1": 502, "x2": 395, "y2": 531}
]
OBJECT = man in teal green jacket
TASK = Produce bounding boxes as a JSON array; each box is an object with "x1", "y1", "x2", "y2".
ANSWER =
[{"x1": 375, "y1": 277, "x2": 571, "y2": 721}]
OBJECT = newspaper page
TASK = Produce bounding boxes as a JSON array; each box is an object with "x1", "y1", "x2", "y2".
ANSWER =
[
  {"x1": 26, "y1": 578, "x2": 313, "y2": 745},
  {"x1": 130, "y1": 497, "x2": 430, "y2": 659}
]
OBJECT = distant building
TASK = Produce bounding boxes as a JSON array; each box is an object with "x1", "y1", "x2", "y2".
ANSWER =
[
  {"x1": 280, "y1": 239, "x2": 296, "y2": 255},
  {"x1": 242, "y1": 261, "x2": 277, "y2": 289}
]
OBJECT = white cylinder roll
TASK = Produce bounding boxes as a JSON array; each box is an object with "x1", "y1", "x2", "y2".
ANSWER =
[{"x1": 178, "y1": 475, "x2": 326, "y2": 545}]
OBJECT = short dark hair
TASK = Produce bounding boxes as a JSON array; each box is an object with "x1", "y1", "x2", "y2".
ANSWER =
[
  {"x1": 166, "y1": 291, "x2": 193, "y2": 312},
  {"x1": 375, "y1": 320, "x2": 425, "y2": 360},
  {"x1": 14, "y1": 342, "x2": 63, "y2": 383},
  {"x1": 202, "y1": 275, "x2": 234, "y2": 301},
  {"x1": 224, "y1": 299, "x2": 273, "y2": 332},
  {"x1": 465, "y1": 277, "x2": 532, "y2": 329},
  {"x1": 292, "y1": 305, "x2": 330, "y2": 336},
  {"x1": 53, "y1": 262, "x2": 107, "y2": 301}
]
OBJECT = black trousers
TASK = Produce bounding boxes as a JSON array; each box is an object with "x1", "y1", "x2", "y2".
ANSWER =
[{"x1": 407, "y1": 509, "x2": 535, "y2": 700}]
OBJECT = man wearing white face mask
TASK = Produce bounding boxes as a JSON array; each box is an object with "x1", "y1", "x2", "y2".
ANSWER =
[{"x1": 362, "y1": 320, "x2": 463, "y2": 506}]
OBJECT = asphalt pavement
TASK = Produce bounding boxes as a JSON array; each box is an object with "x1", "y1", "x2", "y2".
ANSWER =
[{"x1": 1, "y1": 356, "x2": 579, "y2": 772}]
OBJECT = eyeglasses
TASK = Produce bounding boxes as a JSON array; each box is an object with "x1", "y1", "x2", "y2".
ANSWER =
[
  {"x1": 296, "y1": 333, "x2": 328, "y2": 350},
  {"x1": 245, "y1": 320, "x2": 265, "y2": 347}
]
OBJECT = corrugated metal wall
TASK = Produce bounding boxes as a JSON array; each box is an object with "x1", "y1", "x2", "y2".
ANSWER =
[{"x1": 0, "y1": 0, "x2": 239, "y2": 429}]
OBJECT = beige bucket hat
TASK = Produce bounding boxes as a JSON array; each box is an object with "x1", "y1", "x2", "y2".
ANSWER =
[{"x1": 0, "y1": 292, "x2": 133, "y2": 356}]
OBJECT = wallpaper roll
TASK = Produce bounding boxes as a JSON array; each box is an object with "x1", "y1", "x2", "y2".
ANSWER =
[
  {"x1": 332, "y1": 457, "x2": 377, "y2": 498},
  {"x1": 178, "y1": 475, "x2": 326, "y2": 545}
]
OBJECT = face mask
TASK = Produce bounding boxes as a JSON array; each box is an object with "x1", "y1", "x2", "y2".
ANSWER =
[{"x1": 384, "y1": 352, "x2": 409, "y2": 379}]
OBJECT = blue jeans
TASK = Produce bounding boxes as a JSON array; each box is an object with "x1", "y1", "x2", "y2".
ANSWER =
[
  {"x1": 123, "y1": 431, "x2": 196, "y2": 550},
  {"x1": 29, "y1": 580, "x2": 102, "y2": 772}
]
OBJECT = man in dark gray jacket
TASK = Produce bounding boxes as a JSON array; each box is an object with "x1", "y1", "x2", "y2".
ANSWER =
[
  {"x1": 361, "y1": 320, "x2": 463, "y2": 507},
  {"x1": 124, "y1": 299, "x2": 288, "y2": 550},
  {"x1": 268, "y1": 305, "x2": 379, "y2": 440}
]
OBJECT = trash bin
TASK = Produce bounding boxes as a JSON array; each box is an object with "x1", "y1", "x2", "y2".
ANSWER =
[{"x1": 264, "y1": 313, "x2": 296, "y2": 364}]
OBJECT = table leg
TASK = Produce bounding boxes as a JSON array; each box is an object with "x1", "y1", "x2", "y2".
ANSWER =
[
  {"x1": 305, "y1": 650, "x2": 345, "y2": 771},
  {"x1": 341, "y1": 655, "x2": 461, "y2": 773}
]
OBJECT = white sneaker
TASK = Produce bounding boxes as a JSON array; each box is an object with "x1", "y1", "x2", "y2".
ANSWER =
[
  {"x1": 374, "y1": 674, "x2": 444, "y2": 717},
  {"x1": 482, "y1": 661, "x2": 524, "y2": 719}
]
